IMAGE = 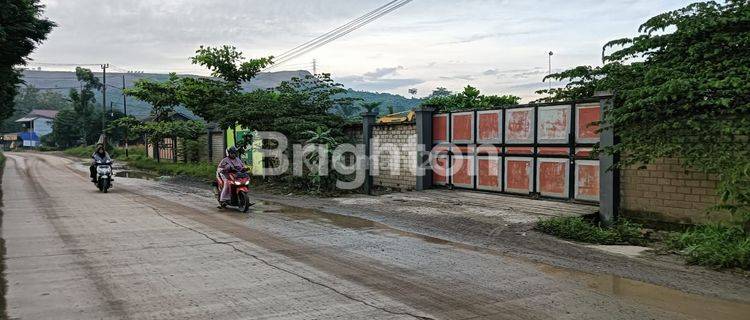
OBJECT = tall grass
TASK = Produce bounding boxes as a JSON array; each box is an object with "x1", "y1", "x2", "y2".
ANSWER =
[
  {"x1": 666, "y1": 224, "x2": 750, "y2": 269},
  {"x1": 536, "y1": 216, "x2": 648, "y2": 246}
]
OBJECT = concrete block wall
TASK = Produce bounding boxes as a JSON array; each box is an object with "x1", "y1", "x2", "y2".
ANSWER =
[
  {"x1": 620, "y1": 157, "x2": 727, "y2": 224},
  {"x1": 371, "y1": 123, "x2": 417, "y2": 191}
]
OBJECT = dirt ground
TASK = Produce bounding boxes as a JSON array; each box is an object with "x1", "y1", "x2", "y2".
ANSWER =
[{"x1": 2, "y1": 152, "x2": 749, "y2": 319}]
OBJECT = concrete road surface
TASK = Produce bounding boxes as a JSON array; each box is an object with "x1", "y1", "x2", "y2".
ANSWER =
[{"x1": 2, "y1": 152, "x2": 749, "y2": 320}]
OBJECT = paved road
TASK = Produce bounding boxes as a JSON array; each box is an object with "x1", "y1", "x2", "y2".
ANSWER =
[{"x1": 1, "y1": 152, "x2": 748, "y2": 319}]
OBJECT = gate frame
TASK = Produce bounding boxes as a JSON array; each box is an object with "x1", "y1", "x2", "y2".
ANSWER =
[{"x1": 428, "y1": 98, "x2": 603, "y2": 205}]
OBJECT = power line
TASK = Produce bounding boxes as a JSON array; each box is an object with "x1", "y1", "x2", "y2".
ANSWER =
[
  {"x1": 270, "y1": 0, "x2": 411, "y2": 68},
  {"x1": 273, "y1": 0, "x2": 400, "y2": 63},
  {"x1": 266, "y1": 0, "x2": 413, "y2": 70}
]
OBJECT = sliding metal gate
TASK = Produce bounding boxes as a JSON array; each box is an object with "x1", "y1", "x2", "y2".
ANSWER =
[{"x1": 430, "y1": 100, "x2": 601, "y2": 203}]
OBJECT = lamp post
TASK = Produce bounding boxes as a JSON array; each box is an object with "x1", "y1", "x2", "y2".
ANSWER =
[{"x1": 548, "y1": 51, "x2": 553, "y2": 92}]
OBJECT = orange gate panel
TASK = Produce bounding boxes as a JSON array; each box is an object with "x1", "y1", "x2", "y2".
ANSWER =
[
  {"x1": 432, "y1": 155, "x2": 449, "y2": 186},
  {"x1": 451, "y1": 155, "x2": 474, "y2": 188},
  {"x1": 575, "y1": 160, "x2": 599, "y2": 201},
  {"x1": 477, "y1": 110, "x2": 502, "y2": 143},
  {"x1": 576, "y1": 103, "x2": 601, "y2": 143},
  {"x1": 505, "y1": 108, "x2": 534, "y2": 144},
  {"x1": 432, "y1": 114, "x2": 448, "y2": 142},
  {"x1": 504, "y1": 157, "x2": 532, "y2": 194},
  {"x1": 537, "y1": 105, "x2": 570, "y2": 144},
  {"x1": 451, "y1": 112, "x2": 474, "y2": 143},
  {"x1": 476, "y1": 156, "x2": 501, "y2": 191},
  {"x1": 536, "y1": 158, "x2": 569, "y2": 198}
]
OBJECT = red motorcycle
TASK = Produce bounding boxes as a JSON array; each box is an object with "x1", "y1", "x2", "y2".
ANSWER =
[{"x1": 212, "y1": 169, "x2": 253, "y2": 212}]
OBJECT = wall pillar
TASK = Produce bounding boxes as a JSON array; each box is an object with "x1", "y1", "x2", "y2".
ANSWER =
[
  {"x1": 596, "y1": 92, "x2": 618, "y2": 225},
  {"x1": 362, "y1": 112, "x2": 378, "y2": 195},
  {"x1": 415, "y1": 106, "x2": 435, "y2": 190}
]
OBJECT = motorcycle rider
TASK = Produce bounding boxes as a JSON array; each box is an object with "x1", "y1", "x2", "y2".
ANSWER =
[
  {"x1": 90, "y1": 143, "x2": 112, "y2": 182},
  {"x1": 217, "y1": 146, "x2": 245, "y2": 207}
]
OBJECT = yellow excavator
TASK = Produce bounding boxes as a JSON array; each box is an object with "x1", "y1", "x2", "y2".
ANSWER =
[{"x1": 377, "y1": 110, "x2": 415, "y2": 124}]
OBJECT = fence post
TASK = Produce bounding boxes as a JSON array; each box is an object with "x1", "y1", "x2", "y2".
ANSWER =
[
  {"x1": 415, "y1": 106, "x2": 435, "y2": 190},
  {"x1": 207, "y1": 129, "x2": 213, "y2": 163},
  {"x1": 362, "y1": 111, "x2": 378, "y2": 195},
  {"x1": 596, "y1": 91, "x2": 618, "y2": 225},
  {"x1": 172, "y1": 136, "x2": 178, "y2": 163}
]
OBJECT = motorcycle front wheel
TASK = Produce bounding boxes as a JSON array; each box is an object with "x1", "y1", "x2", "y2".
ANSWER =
[{"x1": 237, "y1": 191, "x2": 251, "y2": 213}]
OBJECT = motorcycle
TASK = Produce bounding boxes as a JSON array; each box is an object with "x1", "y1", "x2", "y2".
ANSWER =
[
  {"x1": 94, "y1": 160, "x2": 113, "y2": 193},
  {"x1": 212, "y1": 169, "x2": 253, "y2": 212}
]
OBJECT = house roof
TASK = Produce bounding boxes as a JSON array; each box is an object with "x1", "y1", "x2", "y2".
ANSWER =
[
  {"x1": 29, "y1": 109, "x2": 59, "y2": 119},
  {"x1": 15, "y1": 117, "x2": 37, "y2": 122}
]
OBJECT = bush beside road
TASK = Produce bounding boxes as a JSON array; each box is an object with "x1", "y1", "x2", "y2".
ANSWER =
[
  {"x1": 537, "y1": 216, "x2": 750, "y2": 270},
  {"x1": 63, "y1": 146, "x2": 215, "y2": 181}
]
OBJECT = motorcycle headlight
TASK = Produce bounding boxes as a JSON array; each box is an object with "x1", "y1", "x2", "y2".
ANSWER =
[
  {"x1": 234, "y1": 181, "x2": 242, "y2": 185},
  {"x1": 244, "y1": 181, "x2": 250, "y2": 185}
]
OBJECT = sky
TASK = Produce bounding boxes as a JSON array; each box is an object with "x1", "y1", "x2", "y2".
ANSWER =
[{"x1": 29, "y1": 0, "x2": 691, "y2": 101}]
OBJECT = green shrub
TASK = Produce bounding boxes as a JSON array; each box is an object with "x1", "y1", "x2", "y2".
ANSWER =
[
  {"x1": 536, "y1": 216, "x2": 647, "y2": 246},
  {"x1": 666, "y1": 224, "x2": 750, "y2": 269}
]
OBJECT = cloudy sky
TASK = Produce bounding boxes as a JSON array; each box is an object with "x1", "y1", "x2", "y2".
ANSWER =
[{"x1": 30, "y1": 0, "x2": 690, "y2": 101}]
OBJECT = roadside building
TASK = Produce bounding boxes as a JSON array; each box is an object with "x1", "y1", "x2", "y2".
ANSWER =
[{"x1": 14, "y1": 109, "x2": 59, "y2": 147}]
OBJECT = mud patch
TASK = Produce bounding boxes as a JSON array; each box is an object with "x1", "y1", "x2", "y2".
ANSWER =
[{"x1": 245, "y1": 200, "x2": 750, "y2": 319}]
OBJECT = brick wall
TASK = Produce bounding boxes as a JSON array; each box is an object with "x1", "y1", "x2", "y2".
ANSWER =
[
  {"x1": 620, "y1": 157, "x2": 727, "y2": 224},
  {"x1": 371, "y1": 123, "x2": 417, "y2": 191}
]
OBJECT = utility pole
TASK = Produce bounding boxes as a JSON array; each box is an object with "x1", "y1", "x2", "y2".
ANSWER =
[
  {"x1": 122, "y1": 74, "x2": 128, "y2": 158},
  {"x1": 101, "y1": 63, "x2": 109, "y2": 145},
  {"x1": 548, "y1": 51, "x2": 553, "y2": 92},
  {"x1": 312, "y1": 59, "x2": 317, "y2": 75}
]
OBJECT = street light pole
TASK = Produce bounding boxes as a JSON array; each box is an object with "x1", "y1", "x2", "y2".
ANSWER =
[
  {"x1": 122, "y1": 74, "x2": 128, "y2": 158},
  {"x1": 101, "y1": 63, "x2": 109, "y2": 146},
  {"x1": 548, "y1": 51, "x2": 553, "y2": 92}
]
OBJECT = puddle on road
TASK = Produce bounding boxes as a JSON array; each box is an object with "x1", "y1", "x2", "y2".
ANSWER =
[
  {"x1": 114, "y1": 171, "x2": 158, "y2": 180},
  {"x1": 249, "y1": 200, "x2": 750, "y2": 319},
  {"x1": 537, "y1": 264, "x2": 750, "y2": 320}
]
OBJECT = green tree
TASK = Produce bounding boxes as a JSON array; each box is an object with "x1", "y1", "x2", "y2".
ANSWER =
[
  {"x1": 537, "y1": 0, "x2": 750, "y2": 219},
  {"x1": 125, "y1": 73, "x2": 181, "y2": 121},
  {"x1": 0, "y1": 0, "x2": 55, "y2": 123},
  {"x1": 428, "y1": 87, "x2": 452, "y2": 98},
  {"x1": 422, "y1": 85, "x2": 520, "y2": 112}
]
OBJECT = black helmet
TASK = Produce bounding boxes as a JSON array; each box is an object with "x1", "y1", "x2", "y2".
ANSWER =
[{"x1": 226, "y1": 146, "x2": 238, "y2": 156}]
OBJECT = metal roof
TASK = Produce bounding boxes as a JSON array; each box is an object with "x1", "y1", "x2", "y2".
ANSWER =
[{"x1": 15, "y1": 117, "x2": 37, "y2": 122}]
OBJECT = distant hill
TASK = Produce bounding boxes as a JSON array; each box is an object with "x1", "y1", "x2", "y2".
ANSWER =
[{"x1": 20, "y1": 70, "x2": 421, "y2": 119}]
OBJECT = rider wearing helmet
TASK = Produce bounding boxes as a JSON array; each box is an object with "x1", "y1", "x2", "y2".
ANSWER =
[{"x1": 217, "y1": 146, "x2": 245, "y2": 206}]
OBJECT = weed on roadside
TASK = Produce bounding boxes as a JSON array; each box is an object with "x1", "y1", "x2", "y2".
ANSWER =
[
  {"x1": 536, "y1": 216, "x2": 648, "y2": 246},
  {"x1": 665, "y1": 224, "x2": 750, "y2": 270}
]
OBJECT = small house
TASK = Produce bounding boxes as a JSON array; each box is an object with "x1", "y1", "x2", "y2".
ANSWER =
[{"x1": 15, "y1": 109, "x2": 59, "y2": 147}]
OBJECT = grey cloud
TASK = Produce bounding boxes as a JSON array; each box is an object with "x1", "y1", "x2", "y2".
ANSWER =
[
  {"x1": 363, "y1": 66, "x2": 404, "y2": 79},
  {"x1": 337, "y1": 65, "x2": 423, "y2": 91}
]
